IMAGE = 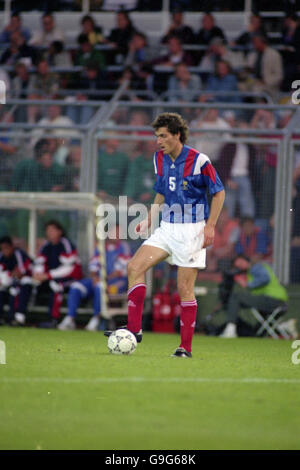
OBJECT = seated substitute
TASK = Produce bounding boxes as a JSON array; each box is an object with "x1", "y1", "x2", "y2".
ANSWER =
[
  {"x1": 0, "y1": 236, "x2": 33, "y2": 326},
  {"x1": 221, "y1": 255, "x2": 288, "y2": 338},
  {"x1": 33, "y1": 220, "x2": 83, "y2": 328}
]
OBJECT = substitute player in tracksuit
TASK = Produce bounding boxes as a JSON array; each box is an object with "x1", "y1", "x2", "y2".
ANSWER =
[
  {"x1": 33, "y1": 220, "x2": 83, "y2": 328},
  {"x1": 58, "y1": 240, "x2": 131, "y2": 331},
  {"x1": 105, "y1": 112, "x2": 225, "y2": 357},
  {"x1": 0, "y1": 236, "x2": 33, "y2": 325}
]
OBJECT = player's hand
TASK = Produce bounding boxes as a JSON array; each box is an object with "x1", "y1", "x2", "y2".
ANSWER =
[
  {"x1": 135, "y1": 219, "x2": 149, "y2": 235},
  {"x1": 203, "y1": 224, "x2": 215, "y2": 248}
]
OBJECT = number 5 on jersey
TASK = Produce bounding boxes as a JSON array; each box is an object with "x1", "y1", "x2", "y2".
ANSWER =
[{"x1": 169, "y1": 176, "x2": 176, "y2": 191}]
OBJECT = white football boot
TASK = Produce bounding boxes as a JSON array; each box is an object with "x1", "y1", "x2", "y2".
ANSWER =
[
  {"x1": 85, "y1": 316, "x2": 100, "y2": 331},
  {"x1": 58, "y1": 315, "x2": 76, "y2": 331},
  {"x1": 220, "y1": 322, "x2": 238, "y2": 338}
]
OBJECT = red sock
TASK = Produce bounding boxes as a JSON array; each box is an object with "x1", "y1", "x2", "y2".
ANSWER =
[
  {"x1": 180, "y1": 300, "x2": 197, "y2": 353},
  {"x1": 127, "y1": 283, "x2": 146, "y2": 333}
]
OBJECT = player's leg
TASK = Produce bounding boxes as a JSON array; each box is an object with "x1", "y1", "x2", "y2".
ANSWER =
[
  {"x1": 127, "y1": 244, "x2": 169, "y2": 334},
  {"x1": 174, "y1": 266, "x2": 198, "y2": 356}
]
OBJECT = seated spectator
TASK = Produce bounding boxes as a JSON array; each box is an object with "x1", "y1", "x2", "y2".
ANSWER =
[
  {"x1": 33, "y1": 220, "x2": 83, "y2": 329},
  {"x1": 73, "y1": 33, "x2": 106, "y2": 69},
  {"x1": 153, "y1": 34, "x2": 195, "y2": 67},
  {"x1": 11, "y1": 60, "x2": 35, "y2": 99},
  {"x1": 11, "y1": 139, "x2": 66, "y2": 193},
  {"x1": 205, "y1": 206, "x2": 240, "y2": 273},
  {"x1": 0, "y1": 112, "x2": 19, "y2": 189},
  {"x1": 124, "y1": 139, "x2": 157, "y2": 204},
  {"x1": 97, "y1": 136, "x2": 129, "y2": 200},
  {"x1": 105, "y1": 225, "x2": 131, "y2": 295},
  {"x1": 234, "y1": 217, "x2": 268, "y2": 261},
  {"x1": 78, "y1": 14, "x2": 105, "y2": 46},
  {"x1": 31, "y1": 103, "x2": 78, "y2": 148},
  {"x1": 167, "y1": 61, "x2": 202, "y2": 102},
  {"x1": 0, "y1": 12, "x2": 31, "y2": 44},
  {"x1": 161, "y1": 9, "x2": 195, "y2": 45},
  {"x1": 64, "y1": 145, "x2": 82, "y2": 191},
  {"x1": 0, "y1": 236, "x2": 33, "y2": 326},
  {"x1": 120, "y1": 109, "x2": 151, "y2": 160},
  {"x1": 45, "y1": 40, "x2": 72, "y2": 67},
  {"x1": 136, "y1": 63, "x2": 155, "y2": 93},
  {"x1": 205, "y1": 60, "x2": 240, "y2": 102},
  {"x1": 125, "y1": 31, "x2": 152, "y2": 66},
  {"x1": 217, "y1": 121, "x2": 256, "y2": 218},
  {"x1": 190, "y1": 106, "x2": 231, "y2": 162},
  {"x1": 233, "y1": 13, "x2": 267, "y2": 50},
  {"x1": 106, "y1": 10, "x2": 138, "y2": 64},
  {"x1": 194, "y1": 12, "x2": 226, "y2": 63},
  {"x1": 244, "y1": 33, "x2": 283, "y2": 100},
  {"x1": 67, "y1": 61, "x2": 107, "y2": 124},
  {"x1": 280, "y1": 12, "x2": 300, "y2": 89},
  {"x1": 0, "y1": 31, "x2": 38, "y2": 66},
  {"x1": 29, "y1": 12, "x2": 64, "y2": 48},
  {"x1": 220, "y1": 255, "x2": 288, "y2": 338},
  {"x1": 199, "y1": 36, "x2": 243, "y2": 72}
]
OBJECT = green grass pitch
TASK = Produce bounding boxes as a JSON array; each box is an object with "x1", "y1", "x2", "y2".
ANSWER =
[{"x1": 0, "y1": 326, "x2": 300, "y2": 450}]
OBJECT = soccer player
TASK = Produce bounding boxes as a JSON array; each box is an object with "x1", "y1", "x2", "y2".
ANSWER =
[{"x1": 106, "y1": 112, "x2": 225, "y2": 357}]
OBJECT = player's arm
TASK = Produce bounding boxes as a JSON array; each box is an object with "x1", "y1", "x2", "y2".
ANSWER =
[
  {"x1": 203, "y1": 189, "x2": 225, "y2": 248},
  {"x1": 136, "y1": 192, "x2": 165, "y2": 234}
]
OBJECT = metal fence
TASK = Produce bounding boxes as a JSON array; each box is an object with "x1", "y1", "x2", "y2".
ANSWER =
[{"x1": 0, "y1": 95, "x2": 299, "y2": 285}]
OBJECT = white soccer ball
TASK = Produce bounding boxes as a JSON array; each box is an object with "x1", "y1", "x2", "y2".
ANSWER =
[{"x1": 107, "y1": 329, "x2": 137, "y2": 355}]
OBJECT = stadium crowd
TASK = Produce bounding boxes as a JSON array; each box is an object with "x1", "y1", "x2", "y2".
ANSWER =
[{"x1": 0, "y1": 5, "x2": 299, "y2": 333}]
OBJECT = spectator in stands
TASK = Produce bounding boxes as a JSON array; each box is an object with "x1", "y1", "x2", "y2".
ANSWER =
[
  {"x1": 198, "y1": 36, "x2": 242, "y2": 72},
  {"x1": 205, "y1": 59, "x2": 240, "y2": 103},
  {"x1": 74, "y1": 33, "x2": 106, "y2": 69},
  {"x1": 0, "y1": 12, "x2": 31, "y2": 44},
  {"x1": 31, "y1": 103, "x2": 78, "y2": 148},
  {"x1": 217, "y1": 121, "x2": 256, "y2": 218},
  {"x1": 194, "y1": 12, "x2": 226, "y2": 63},
  {"x1": 0, "y1": 236, "x2": 33, "y2": 326},
  {"x1": 58, "y1": 246, "x2": 105, "y2": 331},
  {"x1": 245, "y1": 33, "x2": 283, "y2": 100},
  {"x1": 65, "y1": 145, "x2": 82, "y2": 191},
  {"x1": 33, "y1": 220, "x2": 83, "y2": 329},
  {"x1": 11, "y1": 61, "x2": 35, "y2": 100},
  {"x1": 161, "y1": 9, "x2": 195, "y2": 45},
  {"x1": 124, "y1": 138, "x2": 156, "y2": 204},
  {"x1": 78, "y1": 14, "x2": 105, "y2": 45},
  {"x1": 250, "y1": 108, "x2": 278, "y2": 220},
  {"x1": 106, "y1": 10, "x2": 137, "y2": 64},
  {"x1": 11, "y1": 139, "x2": 66, "y2": 193},
  {"x1": 45, "y1": 40, "x2": 72, "y2": 67},
  {"x1": 30, "y1": 58, "x2": 59, "y2": 97},
  {"x1": 234, "y1": 217, "x2": 268, "y2": 262},
  {"x1": 205, "y1": 206, "x2": 240, "y2": 273},
  {"x1": 29, "y1": 12, "x2": 64, "y2": 48},
  {"x1": 280, "y1": 12, "x2": 300, "y2": 89},
  {"x1": 97, "y1": 136, "x2": 129, "y2": 200},
  {"x1": 220, "y1": 254, "x2": 288, "y2": 338},
  {"x1": 167, "y1": 61, "x2": 202, "y2": 102},
  {"x1": 232, "y1": 13, "x2": 267, "y2": 51},
  {"x1": 190, "y1": 105, "x2": 231, "y2": 162},
  {"x1": 153, "y1": 34, "x2": 195, "y2": 67},
  {"x1": 67, "y1": 61, "x2": 107, "y2": 124},
  {"x1": 125, "y1": 31, "x2": 151, "y2": 66},
  {"x1": 0, "y1": 112, "x2": 19, "y2": 190},
  {"x1": 105, "y1": 225, "x2": 131, "y2": 295},
  {"x1": 0, "y1": 31, "x2": 38, "y2": 66},
  {"x1": 136, "y1": 63, "x2": 155, "y2": 93}
]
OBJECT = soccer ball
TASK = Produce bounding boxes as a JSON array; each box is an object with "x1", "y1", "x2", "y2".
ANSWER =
[{"x1": 107, "y1": 329, "x2": 137, "y2": 355}]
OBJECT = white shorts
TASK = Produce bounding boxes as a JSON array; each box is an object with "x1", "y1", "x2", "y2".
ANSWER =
[{"x1": 143, "y1": 220, "x2": 206, "y2": 269}]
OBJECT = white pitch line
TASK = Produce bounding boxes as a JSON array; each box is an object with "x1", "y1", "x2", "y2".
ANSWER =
[{"x1": 1, "y1": 377, "x2": 300, "y2": 384}]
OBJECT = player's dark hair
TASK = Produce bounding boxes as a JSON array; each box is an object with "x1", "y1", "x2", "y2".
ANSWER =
[
  {"x1": 0, "y1": 236, "x2": 13, "y2": 246},
  {"x1": 152, "y1": 112, "x2": 189, "y2": 144},
  {"x1": 45, "y1": 220, "x2": 65, "y2": 236}
]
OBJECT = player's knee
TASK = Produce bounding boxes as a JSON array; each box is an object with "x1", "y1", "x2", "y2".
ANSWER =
[{"x1": 127, "y1": 259, "x2": 145, "y2": 278}]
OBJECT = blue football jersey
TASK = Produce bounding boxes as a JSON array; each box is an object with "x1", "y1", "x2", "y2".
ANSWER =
[{"x1": 153, "y1": 144, "x2": 224, "y2": 223}]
